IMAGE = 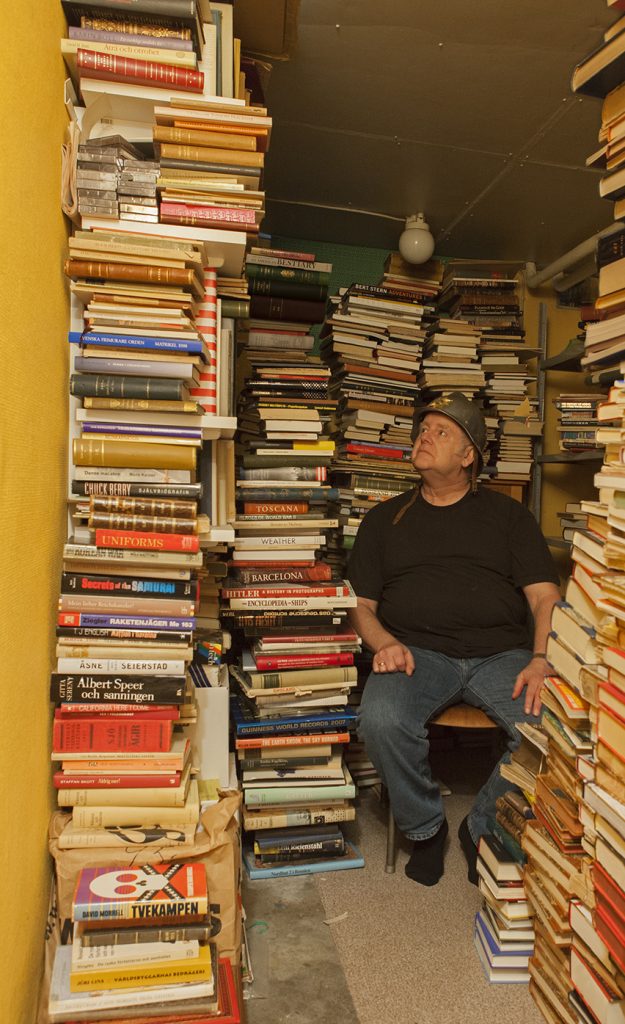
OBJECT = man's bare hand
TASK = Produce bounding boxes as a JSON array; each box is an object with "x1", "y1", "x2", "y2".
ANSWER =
[
  {"x1": 512, "y1": 656, "x2": 548, "y2": 716},
  {"x1": 372, "y1": 643, "x2": 415, "y2": 676}
]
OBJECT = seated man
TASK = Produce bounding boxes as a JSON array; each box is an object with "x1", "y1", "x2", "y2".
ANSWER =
[{"x1": 346, "y1": 392, "x2": 560, "y2": 887}]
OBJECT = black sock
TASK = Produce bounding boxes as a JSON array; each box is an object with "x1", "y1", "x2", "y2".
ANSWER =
[
  {"x1": 458, "y1": 816, "x2": 479, "y2": 885},
  {"x1": 404, "y1": 819, "x2": 449, "y2": 886}
]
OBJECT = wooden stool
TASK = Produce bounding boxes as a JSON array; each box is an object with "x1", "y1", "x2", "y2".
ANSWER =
[{"x1": 384, "y1": 704, "x2": 499, "y2": 873}]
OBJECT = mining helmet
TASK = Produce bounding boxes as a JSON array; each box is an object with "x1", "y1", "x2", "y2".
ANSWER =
[{"x1": 411, "y1": 392, "x2": 488, "y2": 470}]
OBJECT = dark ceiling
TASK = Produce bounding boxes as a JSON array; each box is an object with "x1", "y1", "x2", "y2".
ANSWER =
[{"x1": 258, "y1": 0, "x2": 618, "y2": 265}]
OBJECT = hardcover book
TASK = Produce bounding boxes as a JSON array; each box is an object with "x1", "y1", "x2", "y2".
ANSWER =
[{"x1": 72, "y1": 862, "x2": 208, "y2": 922}]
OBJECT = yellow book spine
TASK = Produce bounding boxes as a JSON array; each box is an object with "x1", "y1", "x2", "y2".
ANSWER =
[
  {"x1": 72, "y1": 438, "x2": 196, "y2": 470},
  {"x1": 69, "y1": 946, "x2": 212, "y2": 992}
]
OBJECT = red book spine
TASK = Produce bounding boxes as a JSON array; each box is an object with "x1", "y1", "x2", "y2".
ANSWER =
[
  {"x1": 160, "y1": 202, "x2": 257, "y2": 225},
  {"x1": 77, "y1": 48, "x2": 204, "y2": 93},
  {"x1": 95, "y1": 529, "x2": 199, "y2": 552},
  {"x1": 236, "y1": 731, "x2": 351, "y2": 749},
  {"x1": 254, "y1": 652, "x2": 355, "y2": 671},
  {"x1": 243, "y1": 503, "x2": 309, "y2": 514},
  {"x1": 54, "y1": 708, "x2": 180, "y2": 721},
  {"x1": 52, "y1": 718, "x2": 172, "y2": 753},
  {"x1": 233, "y1": 565, "x2": 333, "y2": 584},
  {"x1": 160, "y1": 213, "x2": 253, "y2": 231},
  {"x1": 54, "y1": 771, "x2": 181, "y2": 789},
  {"x1": 55, "y1": 703, "x2": 178, "y2": 714},
  {"x1": 345, "y1": 442, "x2": 406, "y2": 459}
]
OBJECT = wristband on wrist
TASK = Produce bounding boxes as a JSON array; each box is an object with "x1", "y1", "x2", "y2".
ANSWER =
[{"x1": 531, "y1": 653, "x2": 547, "y2": 660}]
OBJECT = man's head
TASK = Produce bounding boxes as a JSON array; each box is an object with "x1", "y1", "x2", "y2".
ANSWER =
[{"x1": 410, "y1": 393, "x2": 487, "y2": 479}]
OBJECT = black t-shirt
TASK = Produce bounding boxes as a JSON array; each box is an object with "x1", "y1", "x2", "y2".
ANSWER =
[{"x1": 346, "y1": 486, "x2": 559, "y2": 658}]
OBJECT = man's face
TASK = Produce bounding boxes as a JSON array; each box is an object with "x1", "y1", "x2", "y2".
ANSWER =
[{"x1": 410, "y1": 412, "x2": 475, "y2": 476}]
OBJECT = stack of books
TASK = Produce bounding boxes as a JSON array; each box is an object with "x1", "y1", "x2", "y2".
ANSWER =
[
  {"x1": 433, "y1": 260, "x2": 542, "y2": 481},
  {"x1": 61, "y1": 0, "x2": 245, "y2": 107},
  {"x1": 153, "y1": 99, "x2": 270, "y2": 238},
  {"x1": 319, "y1": 282, "x2": 434, "y2": 571},
  {"x1": 232, "y1": 697, "x2": 362, "y2": 878},
  {"x1": 378, "y1": 252, "x2": 444, "y2": 301},
  {"x1": 47, "y1": 862, "x2": 241, "y2": 1023},
  {"x1": 75, "y1": 136, "x2": 145, "y2": 220},
  {"x1": 223, "y1": 247, "x2": 368, "y2": 876},
  {"x1": 558, "y1": 503, "x2": 589, "y2": 544},
  {"x1": 520, "y1": 665, "x2": 596, "y2": 1021},
  {"x1": 554, "y1": 393, "x2": 605, "y2": 454},
  {"x1": 419, "y1": 317, "x2": 485, "y2": 399},
  {"x1": 53, "y1": 224, "x2": 227, "y2": 852},
  {"x1": 474, "y1": 831, "x2": 533, "y2": 984},
  {"x1": 117, "y1": 156, "x2": 160, "y2": 223}
]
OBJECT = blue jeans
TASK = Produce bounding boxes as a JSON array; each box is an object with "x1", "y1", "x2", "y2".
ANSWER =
[{"x1": 358, "y1": 647, "x2": 539, "y2": 844}]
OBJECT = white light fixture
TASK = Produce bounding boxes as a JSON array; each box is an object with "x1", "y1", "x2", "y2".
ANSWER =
[{"x1": 398, "y1": 212, "x2": 435, "y2": 265}]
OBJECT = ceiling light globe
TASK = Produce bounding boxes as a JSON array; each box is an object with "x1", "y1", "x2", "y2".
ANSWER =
[{"x1": 398, "y1": 213, "x2": 435, "y2": 265}]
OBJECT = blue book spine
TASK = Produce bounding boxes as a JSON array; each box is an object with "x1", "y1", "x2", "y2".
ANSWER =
[
  {"x1": 60, "y1": 613, "x2": 195, "y2": 631},
  {"x1": 231, "y1": 703, "x2": 357, "y2": 737},
  {"x1": 69, "y1": 332, "x2": 203, "y2": 354},
  {"x1": 81, "y1": 423, "x2": 202, "y2": 439},
  {"x1": 243, "y1": 842, "x2": 364, "y2": 879}
]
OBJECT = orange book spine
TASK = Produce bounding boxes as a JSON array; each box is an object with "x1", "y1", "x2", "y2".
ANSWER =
[
  {"x1": 153, "y1": 123, "x2": 256, "y2": 151},
  {"x1": 95, "y1": 529, "x2": 199, "y2": 553},
  {"x1": 64, "y1": 260, "x2": 195, "y2": 288}
]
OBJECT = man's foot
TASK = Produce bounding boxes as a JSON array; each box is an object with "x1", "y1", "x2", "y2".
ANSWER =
[
  {"x1": 458, "y1": 816, "x2": 479, "y2": 885},
  {"x1": 404, "y1": 819, "x2": 448, "y2": 886}
]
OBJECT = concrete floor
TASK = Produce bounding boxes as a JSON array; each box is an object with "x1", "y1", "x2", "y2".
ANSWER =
[{"x1": 242, "y1": 873, "x2": 359, "y2": 1024}]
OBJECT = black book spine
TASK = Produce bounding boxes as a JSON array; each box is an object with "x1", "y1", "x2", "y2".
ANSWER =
[
  {"x1": 72, "y1": 481, "x2": 202, "y2": 499},
  {"x1": 239, "y1": 755, "x2": 330, "y2": 770},
  {"x1": 61, "y1": 572, "x2": 195, "y2": 599},
  {"x1": 160, "y1": 157, "x2": 261, "y2": 177},
  {"x1": 70, "y1": 374, "x2": 186, "y2": 401},
  {"x1": 597, "y1": 230, "x2": 625, "y2": 268},
  {"x1": 50, "y1": 673, "x2": 186, "y2": 704},
  {"x1": 248, "y1": 278, "x2": 329, "y2": 302},
  {"x1": 249, "y1": 294, "x2": 327, "y2": 323},
  {"x1": 257, "y1": 839, "x2": 345, "y2": 861}
]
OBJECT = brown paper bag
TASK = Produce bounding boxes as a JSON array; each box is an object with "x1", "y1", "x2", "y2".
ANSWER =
[{"x1": 48, "y1": 792, "x2": 242, "y2": 963}]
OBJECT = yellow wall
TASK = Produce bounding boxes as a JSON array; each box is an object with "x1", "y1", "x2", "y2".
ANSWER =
[
  {"x1": 523, "y1": 284, "x2": 598, "y2": 581},
  {"x1": 0, "y1": 5, "x2": 69, "y2": 1020}
]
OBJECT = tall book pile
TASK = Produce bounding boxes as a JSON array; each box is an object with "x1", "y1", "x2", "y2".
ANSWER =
[
  {"x1": 48, "y1": 863, "x2": 240, "y2": 1023},
  {"x1": 223, "y1": 246, "x2": 366, "y2": 876},
  {"x1": 62, "y1": 0, "x2": 245, "y2": 108},
  {"x1": 54, "y1": 226, "x2": 218, "y2": 856},
  {"x1": 475, "y1": 725, "x2": 541, "y2": 986},
  {"x1": 319, "y1": 283, "x2": 436, "y2": 573},
  {"x1": 434, "y1": 260, "x2": 540, "y2": 482}
]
